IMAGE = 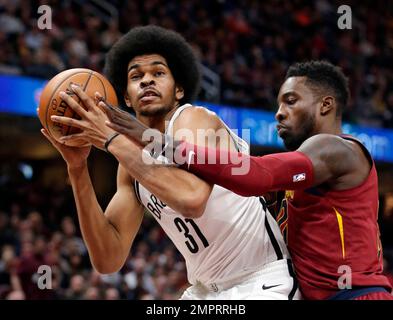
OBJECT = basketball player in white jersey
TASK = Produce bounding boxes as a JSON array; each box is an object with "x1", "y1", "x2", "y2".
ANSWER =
[{"x1": 43, "y1": 26, "x2": 300, "y2": 300}]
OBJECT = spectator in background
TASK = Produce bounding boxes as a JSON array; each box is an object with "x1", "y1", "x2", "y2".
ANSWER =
[
  {"x1": 124, "y1": 257, "x2": 156, "y2": 299},
  {"x1": 0, "y1": 212, "x2": 18, "y2": 249},
  {"x1": 60, "y1": 216, "x2": 86, "y2": 257},
  {"x1": 65, "y1": 274, "x2": 85, "y2": 300},
  {"x1": 27, "y1": 211, "x2": 50, "y2": 239},
  {"x1": 83, "y1": 286, "x2": 100, "y2": 300},
  {"x1": 0, "y1": 245, "x2": 18, "y2": 298},
  {"x1": 0, "y1": 2, "x2": 25, "y2": 34},
  {"x1": 16, "y1": 235, "x2": 56, "y2": 299},
  {"x1": 6, "y1": 290, "x2": 25, "y2": 300},
  {"x1": 105, "y1": 287, "x2": 120, "y2": 300}
]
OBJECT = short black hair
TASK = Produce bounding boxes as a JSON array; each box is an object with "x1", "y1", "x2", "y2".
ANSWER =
[
  {"x1": 285, "y1": 60, "x2": 350, "y2": 116},
  {"x1": 104, "y1": 25, "x2": 201, "y2": 106}
]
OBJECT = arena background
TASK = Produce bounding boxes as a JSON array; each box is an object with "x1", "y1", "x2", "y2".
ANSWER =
[{"x1": 0, "y1": 0, "x2": 393, "y2": 300}]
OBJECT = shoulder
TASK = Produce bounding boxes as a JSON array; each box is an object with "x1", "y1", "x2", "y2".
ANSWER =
[
  {"x1": 174, "y1": 105, "x2": 223, "y2": 131},
  {"x1": 300, "y1": 133, "x2": 351, "y2": 150},
  {"x1": 299, "y1": 134, "x2": 367, "y2": 163},
  {"x1": 298, "y1": 133, "x2": 371, "y2": 185},
  {"x1": 172, "y1": 105, "x2": 233, "y2": 148}
]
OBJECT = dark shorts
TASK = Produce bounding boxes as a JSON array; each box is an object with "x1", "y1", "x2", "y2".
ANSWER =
[{"x1": 329, "y1": 287, "x2": 393, "y2": 300}]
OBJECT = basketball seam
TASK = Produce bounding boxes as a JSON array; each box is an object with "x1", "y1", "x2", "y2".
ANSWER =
[{"x1": 94, "y1": 72, "x2": 107, "y2": 100}]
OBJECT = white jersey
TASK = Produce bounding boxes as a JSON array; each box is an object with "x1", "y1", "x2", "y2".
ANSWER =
[{"x1": 134, "y1": 104, "x2": 291, "y2": 287}]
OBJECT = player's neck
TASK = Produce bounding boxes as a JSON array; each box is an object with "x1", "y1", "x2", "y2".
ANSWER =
[
  {"x1": 137, "y1": 116, "x2": 165, "y2": 132},
  {"x1": 137, "y1": 105, "x2": 179, "y2": 132},
  {"x1": 316, "y1": 118, "x2": 342, "y2": 136}
]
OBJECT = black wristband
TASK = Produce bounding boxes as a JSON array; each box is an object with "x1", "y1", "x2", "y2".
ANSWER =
[{"x1": 104, "y1": 133, "x2": 120, "y2": 153}]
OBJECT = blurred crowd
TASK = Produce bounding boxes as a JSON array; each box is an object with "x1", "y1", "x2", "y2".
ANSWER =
[
  {"x1": 0, "y1": 0, "x2": 393, "y2": 128},
  {"x1": 0, "y1": 179, "x2": 188, "y2": 300}
]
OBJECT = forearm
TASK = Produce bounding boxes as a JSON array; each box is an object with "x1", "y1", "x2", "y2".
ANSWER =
[
  {"x1": 67, "y1": 164, "x2": 125, "y2": 268},
  {"x1": 108, "y1": 135, "x2": 210, "y2": 216},
  {"x1": 174, "y1": 142, "x2": 315, "y2": 196}
]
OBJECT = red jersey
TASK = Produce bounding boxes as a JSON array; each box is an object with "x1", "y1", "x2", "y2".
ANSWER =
[{"x1": 276, "y1": 135, "x2": 392, "y2": 299}]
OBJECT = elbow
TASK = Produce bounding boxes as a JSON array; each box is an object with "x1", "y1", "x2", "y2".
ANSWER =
[
  {"x1": 90, "y1": 253, "x2": 124, "y2": 275},
  {"x1": 181, "y1": 206, "x2": 205, "y2": 219},
  {"x1": 93, "y1": 262, "x2": 121, "y2": 275},
  {"x1": 180, "y1": 192, "x2": 208, "y2": 218}
]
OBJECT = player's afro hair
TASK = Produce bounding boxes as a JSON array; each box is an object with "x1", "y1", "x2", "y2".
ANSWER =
[
  {"x1": 104, "y1": 25, "x2": 201, "y2": 106},
  {"x1": 286, "y1": 60, "x2": 350, "y2": 116}
]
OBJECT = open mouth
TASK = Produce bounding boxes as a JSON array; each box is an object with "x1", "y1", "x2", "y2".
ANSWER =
[{"x1": 139, "y1": 90, "x2": 160, "y2": 101}]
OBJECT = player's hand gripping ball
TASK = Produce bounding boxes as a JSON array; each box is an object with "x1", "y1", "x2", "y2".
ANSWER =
[{"x1": 38, "y1": 68, "x2": 118, "y2": 147}]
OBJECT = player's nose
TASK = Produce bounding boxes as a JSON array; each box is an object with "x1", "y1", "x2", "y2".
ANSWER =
[
  {"x1": 275, "y1": 104, "x2": 287, "y2": 122},
  {"x1": 140, "y1": 75, "x2": 155, "y2": 88}
]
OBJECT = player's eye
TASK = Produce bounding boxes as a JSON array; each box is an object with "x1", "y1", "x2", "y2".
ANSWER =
[
  {"x1": 287, "y1": 98, "x2": 297, "y2": 105},
  {"x1": 155, "y1": 71, "x2": 165, "y2": 77},
  {"x1": 130, "y1": 74, "x2": 141, "y2": 81}
]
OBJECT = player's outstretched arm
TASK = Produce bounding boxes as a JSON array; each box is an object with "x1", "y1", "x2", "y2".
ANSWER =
[
  {"x1": 100, "y1": 103, "x2": 369, "y2": 196},
  {"x1": 173, "y1": 134, "x2": 370, "y2": 196}
]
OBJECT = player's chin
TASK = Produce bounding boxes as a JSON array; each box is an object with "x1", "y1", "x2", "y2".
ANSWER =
[
  {"x1": 282, "y1": 136, "x2": 302, "y2": 151},
  {"x1": 138, "y1": 102, "x2": 168, "y2": 117},
  {"x1": 278, "y1": 129, "x2": 289, "y2": 141}
]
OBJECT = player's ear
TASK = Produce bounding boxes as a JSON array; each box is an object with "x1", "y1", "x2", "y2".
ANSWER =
[
  {"x1": 124, "y1": 92, "x2": 132, "y2": 108},
  {"x1": 175, "y1": 85, "x2": 184, "y2": 102},
  {"x1": 320, "y1": 96, "x2": 335, "y2": 116}
]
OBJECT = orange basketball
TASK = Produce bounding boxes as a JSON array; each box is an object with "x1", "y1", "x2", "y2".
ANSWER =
[{"x1": 38, "y1": 68, "x2": 118, "y2": 147}]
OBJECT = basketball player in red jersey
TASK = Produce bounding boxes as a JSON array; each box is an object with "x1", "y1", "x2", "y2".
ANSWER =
[{"x1": 101, "y1": 61, "x2": 393, "y2": 300}]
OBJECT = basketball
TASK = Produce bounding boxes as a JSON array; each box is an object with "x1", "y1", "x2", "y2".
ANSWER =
[{"x1": 38, "y1": 68, "x2": 118, "y2": 146}]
